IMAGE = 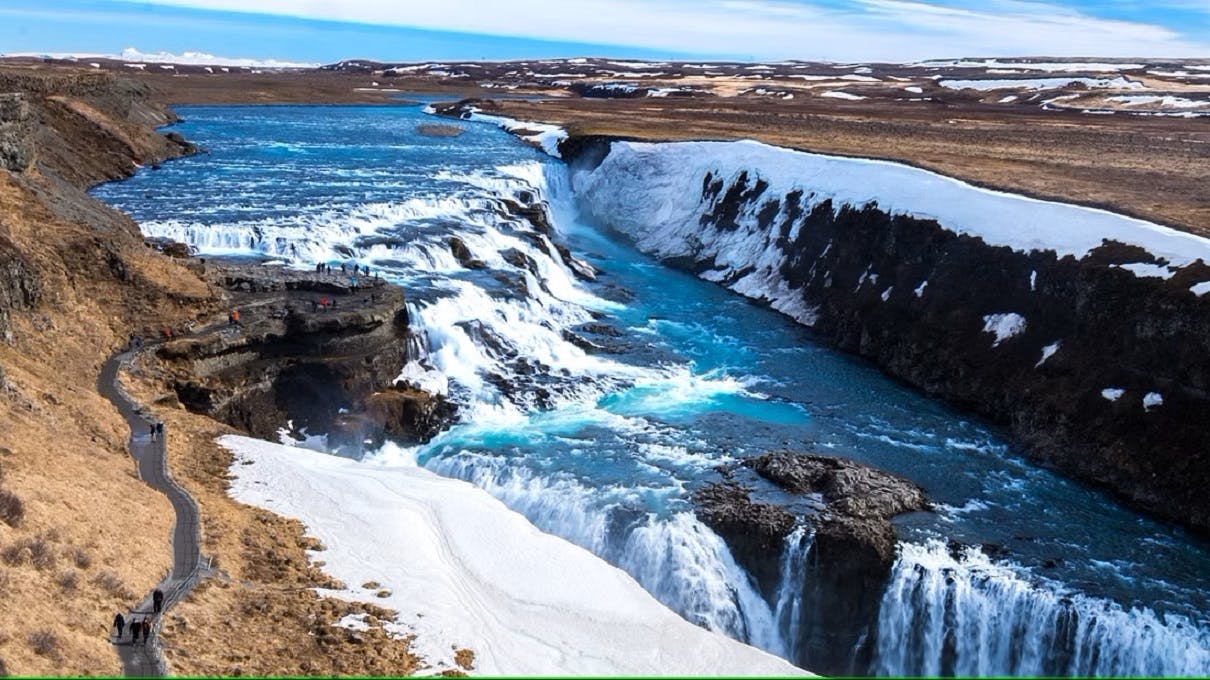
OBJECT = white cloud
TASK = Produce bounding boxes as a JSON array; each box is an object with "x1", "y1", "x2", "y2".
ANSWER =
[{"x1": 122, "y1": 0, "x2": 1210, "y2": 61}]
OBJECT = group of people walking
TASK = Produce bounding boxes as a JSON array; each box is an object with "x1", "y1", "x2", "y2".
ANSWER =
[
  {"x1": 148, "y1": 422, "x2": 165, "y2": 442},
  {"x1": 315, "y1": 261, "x2": 376, "y2": 279},
  {"x1": 112, "y1": 589, "x2": 164, "y2": 646}
]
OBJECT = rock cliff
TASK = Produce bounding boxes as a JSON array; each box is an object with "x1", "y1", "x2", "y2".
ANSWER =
[
  {"x1": 152, "y1": 263, "x2": 452, "y2": 445},
  {"x1": 694, "y1": 450, "x2": 927, "y2": 674},
  {"x1": 568, "y1": 136, "x2": 1210, "y2": 536}
]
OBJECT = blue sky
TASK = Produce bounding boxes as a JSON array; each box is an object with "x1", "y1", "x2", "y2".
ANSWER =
[{"x1": 3, "y1": 0, "x2": 1208, "y2": 63}]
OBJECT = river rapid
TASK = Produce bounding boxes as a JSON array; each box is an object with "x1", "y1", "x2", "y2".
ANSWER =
[{"x1": 93, "y1": 103, "x2": 1210, "y2": 675}]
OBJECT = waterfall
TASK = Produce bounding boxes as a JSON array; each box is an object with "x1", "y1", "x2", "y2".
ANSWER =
[
  {"x1": 772, "y1": 526, "x2": 813, "y2": 663},
  {"x1": 874, "y1": 540, "x2": 1210, "y2": 676},
  {"x1": 105, "y1": 106, "x2": 1210, "y2": 677}
]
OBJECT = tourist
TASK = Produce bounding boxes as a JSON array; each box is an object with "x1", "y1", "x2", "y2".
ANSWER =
[
  {"x1": 148, "y1": 423, "x2": 156, "y2": 441},
  {"x1": 143, "y1": 618, "x2": 153, "y2": 644},
  {"x1": 130, "y1": 617, "x2": 141, "y2": 644},
  {"x1": 113, "y1": 612, "x2": 125, "y2": 640},
  {"x1": 156, "y1": 422, "x2": 165, "y2": 439},
  {"x1": 153, "y1": 589, "x2": 163, "y2": 614}
]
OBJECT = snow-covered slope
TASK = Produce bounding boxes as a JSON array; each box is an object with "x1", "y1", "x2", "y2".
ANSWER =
[
  {"x1": 220, "y1": 435, "x2": 807, "y2": 676},
  {"x1": 2, "y1": 47, "x2": 316, "y2": 68},
  {"x1": 572, "y1": 139, "x2": 1210, "y2": 273}
]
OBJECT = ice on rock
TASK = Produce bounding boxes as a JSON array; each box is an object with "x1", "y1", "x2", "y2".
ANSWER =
[
  {"x1": 1102, "y1": 388, "x2": 1125, "y2": 402},
  {"x1": 982, "y1": 313, "x2": 1027, "y2": 347},
  {"x1": 1035, "y1": 341, "x2": 1061, "y2": 368},
  {"x1": 1143, "y1": 392, "x2": 1164, "y2": 411}
]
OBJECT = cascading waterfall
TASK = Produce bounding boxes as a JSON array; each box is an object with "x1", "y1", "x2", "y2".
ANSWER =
[
  {"x1": 772, "y1": 527, "x2": 813, "y2": 663},
  {"x1": 95, "y1": 105, "x2": 1210, "y2": 677},
  {"x1": 874, "y1": 541, "x2": 1210, "y2": 676}
]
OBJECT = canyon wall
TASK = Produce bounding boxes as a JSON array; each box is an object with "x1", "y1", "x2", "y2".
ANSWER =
[{"x1": 565, "y1": 136, "x2": 1210, "y2": 536}]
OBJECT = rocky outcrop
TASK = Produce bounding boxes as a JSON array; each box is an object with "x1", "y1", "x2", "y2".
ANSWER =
[
  {"x1": 693, "y1": 450, "x2": 927, "y2": 674},
  {"x1": 693, "y1": 483, "x2": 796, "y2": 600},
  {"x1": 569, "y1": 136, "x2": 1210, "y2": 536},
  {"x1": 0, "y1": 233, "x2": 40, "y2": 342},
  {"x1": 159, "y1": 279, "x2": 412, "y2": 440},
  {"x1": 329, "y1": 386, "x2": 456, "y2": 451},
  {"x1": 448, "y1": 236, "x2": 486, "y2": 269},
  {"x1": 0, "y1": 93, "x2": 34, "y2": 172}
]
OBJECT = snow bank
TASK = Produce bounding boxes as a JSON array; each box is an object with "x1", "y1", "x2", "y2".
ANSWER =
[
  {"x1": 220, "y1": 435, "x2": 805, "y2": 676},
  {"x1": 939, "y1": 76, "x2": 1143, "y2": 91},
  {"x1": 1108, "y1": 95, "x2": 1210, "y2": 109},
  {"x1": 570, "y1": 139, "x2": 1210, "y2": 272},
  {"x1": 466, "y1": 112, "x2": 567, "y2": 158},
  {"x1": 920, "y1": 59, "x2": 1144, "y2": 73},
  {"x1": 4, "y1": 47, "x2": 316, "y2": 68},
  {"x1": 820, "y1": 90, "x2": 866, "y2": 100}
]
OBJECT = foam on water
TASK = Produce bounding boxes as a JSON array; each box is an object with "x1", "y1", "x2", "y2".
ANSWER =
[
  {"x1": 876, "y1": 541, "x2": 1210, "y2": 676},
  {"x1": 93, "y1": 104, "x2": 1210, "y2": 675}
]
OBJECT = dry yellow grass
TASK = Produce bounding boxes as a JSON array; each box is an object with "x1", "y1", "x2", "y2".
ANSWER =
[
  {"x1": 0, "y1": 168, "x2": 211, "y2": 674},
  {"x1": 116, "y1": 369, "x2": 422, "y2": 676}
]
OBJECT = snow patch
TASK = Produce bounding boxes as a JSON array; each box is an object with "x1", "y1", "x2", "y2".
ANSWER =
[
  {"x1": 1102, "y1": 388, "x2": 1125, "y2": 402},
  {"x1": 904, "y1": 86, "x2": 924, "y2": 94},
  {"x1": 394, "y1": 361, "x2": 449, "y2": 396},
  {"x1": 1108, "y1": 95, "x2": 1210, "y2": 109},
  {"x1": 1112, "y1": 262, "x2": 1175, "y2": 279},
  {"x1": 221, "y1": 435, "x2": 804, "y2": 676},
  {"x1": 919, "y1": 59, "x2": 1144, "y2": 73},
  {"x1": 1035, "y1": 341, "x2": 1061, "y2": 368},
  {"x1": 1143, "y1": 392, "x2": 1164, "y2": 411},
  {"x1": 914, "y1": 280, "x2": 928, "y2": 297},
  {"x1": 982, "y1": 313, "x2": 1027, "y2": 347},
  {"x1": 464, "y1": 111, "x2": 567, "y2": 158},
  {"x1": 820, "y1": 90, "x2": 866, "y2": 100},
  {"x1": 1191, "y1": 281, "x2": 1210, "y2": 296},
  {"x1": 939, "y1": 76, "x2": 1143, "y2": 91}
]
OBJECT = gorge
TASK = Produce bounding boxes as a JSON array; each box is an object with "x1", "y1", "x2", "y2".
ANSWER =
[{"x1": 90, "y1": 102, "x2": 1210, "y2": 676}]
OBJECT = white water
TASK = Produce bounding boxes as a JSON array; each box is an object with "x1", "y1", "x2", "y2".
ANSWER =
[
  {"x1": 99, "y1": 107, "x2": 1210, "y2": 675},
  {"x1": 221, "y1": 434, "x2": 804, "y2": 675},
  {"x1": 876, "y1": 541, "x2": 1210, "y2": 676}
]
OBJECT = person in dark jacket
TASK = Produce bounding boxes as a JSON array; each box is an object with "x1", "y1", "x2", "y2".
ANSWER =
[
  {"x1": 130, "y1": 617, "x2": 141, "y2": 644},
  {"x1": 142, "y1": 618, "x2": 153, "y2": 644},
  {"x1": 153, "y1": 589, "x2": 164, "y2": 614},
  {"x1": 113, "y1": 612, "x2": 125, "y2": 639}
]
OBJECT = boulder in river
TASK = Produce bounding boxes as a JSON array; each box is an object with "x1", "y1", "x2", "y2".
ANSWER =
[{"x1": 693, "y1": 449, "x2": 928, "y2": 675}]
